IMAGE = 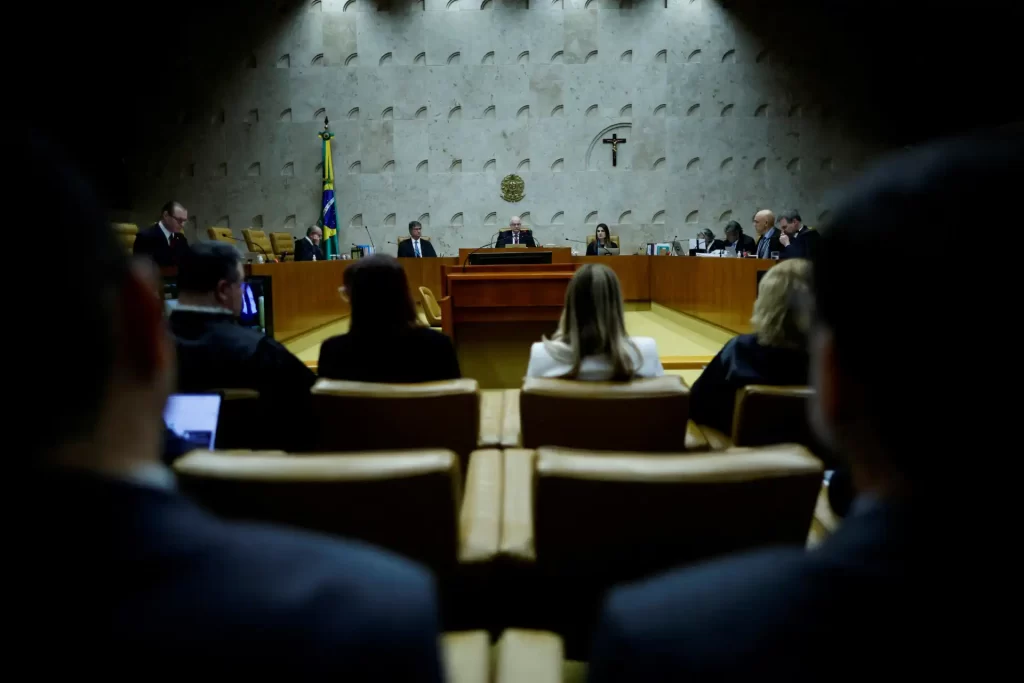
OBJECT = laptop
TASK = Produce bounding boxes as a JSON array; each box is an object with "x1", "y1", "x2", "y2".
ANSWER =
[{"x1": 164, "y1": 393, "x2": 222, "y2": 450}]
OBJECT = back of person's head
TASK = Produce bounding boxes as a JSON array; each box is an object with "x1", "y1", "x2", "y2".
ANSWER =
[
  {"x1": 12, "y1": 134, "x2": 170, "y2": 467},
  {"x1": 344, "y1": 255, "x2": 418, "y2": 333},
  {"x1": 178, "y1": 242, "x2": 242, "y2": 293},
  {"x1": 751, "y1": 259, "x2": 812, "y2": 350},
  {"x1": 547, "y1": 264, "x2": 637, "y2": 380},
  {"x1": 810, "y1": 128, "x2": 1022, "y2": 489}
]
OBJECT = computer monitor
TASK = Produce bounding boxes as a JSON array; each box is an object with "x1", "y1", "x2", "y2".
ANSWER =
[
  {"x1": 164, "y1": 393, "x2": 222, "y2": 450},
  {"x1": 467, "y1": 251, "x2": 554, "y2": 266}
]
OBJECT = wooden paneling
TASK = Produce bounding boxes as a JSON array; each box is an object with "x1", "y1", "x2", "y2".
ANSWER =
[
  {"x1": 402, "y1": 256, "x2": 458, "y2": 303},
  {"x1": 457, "y1": 247, "x2": 573, "y2": 264},
  {"x1": 572, "y1": 255, "x2": 650, "y2": 301},
  {"x1": 248, "y1": 261, "x2": 351, "y2": 342},
  {"x1": 650, "y1": 257, "x2": 774, "y2": 334}
]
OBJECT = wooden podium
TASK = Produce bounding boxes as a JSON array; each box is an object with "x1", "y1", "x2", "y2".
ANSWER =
[{"x1": 457, "y1": 246, "x2": 572, "y2": 265}]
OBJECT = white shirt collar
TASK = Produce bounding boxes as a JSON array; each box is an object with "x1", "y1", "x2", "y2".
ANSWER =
[
  {"x1": 304, "y1": 235, "x2": 313, "y2": 245},
  {"x1": 171, "y1": 304, "x2": 235, "y2": 316},
  {"x1": 158, "y1": 221, "x2": 172, "y2": 243}
]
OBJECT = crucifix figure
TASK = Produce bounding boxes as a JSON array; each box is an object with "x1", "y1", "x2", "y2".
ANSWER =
[{"x1": 602, "y1": 133, "x2": 627, "y2": 167}]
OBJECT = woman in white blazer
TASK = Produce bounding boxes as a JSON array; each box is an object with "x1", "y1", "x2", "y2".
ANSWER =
[{"x1": 527, "y1": 263, "x2": 664, "y2": 380}]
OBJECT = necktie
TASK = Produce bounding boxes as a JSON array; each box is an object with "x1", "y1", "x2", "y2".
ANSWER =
[
  {"x1": 414, "y1": 240, "x2": 421, "y2": 257},
  {"x1": 514, "y1": 233, "x2": 518, "y2": 245}
]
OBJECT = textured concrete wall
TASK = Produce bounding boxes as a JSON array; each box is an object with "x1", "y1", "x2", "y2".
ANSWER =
[{"x1": 133, "y1": 0, "x2": 876, "y2": 254}]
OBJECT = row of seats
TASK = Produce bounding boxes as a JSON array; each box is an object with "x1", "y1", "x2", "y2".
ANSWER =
[{"x1": 111, "y1": 223, "x2": 297, "y2": 261}]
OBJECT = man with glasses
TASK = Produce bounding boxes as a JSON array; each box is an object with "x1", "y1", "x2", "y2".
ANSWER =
[
  {"x1": 495, "y1": 216, "x2": 536, "y2": 247},
  {"x1": 134, "y1": 200, "x2": 191, "y2": 267}
]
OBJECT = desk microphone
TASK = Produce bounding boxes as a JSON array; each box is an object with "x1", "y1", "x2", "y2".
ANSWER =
[
  {"x1": 463, "y1": 231, "x2": 500, "y2": 271},
  {"x1": 364, "y1": 225, "x2": 377, "y2": 254},
  {"x1": 222, "y1": 234, "x2": 275, "y2": 263},
  {"x1": 565, "y1": 238, "x2": 587, "y2": 244}
]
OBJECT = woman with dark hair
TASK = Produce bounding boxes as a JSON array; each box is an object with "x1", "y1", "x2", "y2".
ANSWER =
[
  {"x1": 724, "y1": 220, "x2": 757, "y2": 254},
  {"x1": 318, "y1": 255, "x2": 461, "y2": 382},
  {"x1": 586, "y1": 223, "x2": 619, "y2": 255}
]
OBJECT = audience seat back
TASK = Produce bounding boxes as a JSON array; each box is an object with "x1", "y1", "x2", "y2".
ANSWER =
[
  {"x1": 174, "y1": 449, "x2": 461, "y2": 570},
  {"x1": 733, "y1": 385, "x2": 820, "y2": 450},
  {"x1": 269, "y1": 232, "x2": 294, "y2": 260},
  {"x1": 241, "y1": 229, "x2": 274, "y2": 260},
  {"x1": 419, "y1": 286, "x2": 443, "y2": 327},
  {"x1": 207, "y1": 226, "x2": 234, "y2": 243},
  {"x1": 213, "y1": 388, "x2": 262, "y2": 450},
  {"x1": 112, "y1": 223, "x2": 138, "y2": 255},
  {"x1": 520, "y1": 376, "x2": 690, "y2": 451},
  {"x1": 312, "y1": 379, "x2": 480, "y2": 469},
  {"x1": 534, "y1": 445, "x2": 823, "y2": 580}
]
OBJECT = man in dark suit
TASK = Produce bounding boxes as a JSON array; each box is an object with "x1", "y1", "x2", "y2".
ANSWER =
[
  {"x1": 753, "y1": 208, "x2": 783, "y2": 259},
  {"x1": 133, "y1": 200, "x2": 190, "y2": 267},
  {"x1": 170, "y1": 242, "x2": 318, "y2": 451},
  {"x1": 724, "y1": 220, "x2": 757, "y2": 255},
  {"x1": 778, "y1": 209, "x2": 821, "y2": 260},
  {"x1": 587, "y1": 132, "x2": 1017, "y2": 680},
  {"x1": 15, "y1": 134, "x2": 444, "y2": 677},
  {"x1": 495, "y1": 215, "x2": 536, "y2": 247},
  {"x1": 397, "y1": 220, "x2": 437, "y2": 257},
  {"x1": 294, "y1": 225, "x2": 326, "y2": 261}
]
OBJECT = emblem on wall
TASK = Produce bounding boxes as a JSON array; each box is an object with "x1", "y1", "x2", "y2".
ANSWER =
[{"x1": 500, "y1": 174, "x2": 525, "y2": 203}]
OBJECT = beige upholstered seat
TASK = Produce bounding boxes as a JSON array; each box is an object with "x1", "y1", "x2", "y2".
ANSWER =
[
  {"x1": 419, "y1": 286, "x2": 444, "y2": 327},
  {"x1": 699, "y1": 385, "x2": 825, "y2": 459},
  {"x1": 269, "y1": 232, "x2": 295, "y2": 260},
  {"x1": 212, "y1": 388, "x2": 261, "y2": 450},
  {"x1": 112, "y1": 223, "x2": 138, "y2": 255},
  {"x1": 442, "y1": 629, "x2": 565, "y2": 683},
  {"x1": 207, "y1": 226, "x2": 234, "y2": 243},
  {"x1": 241, "y1": 228, "x2": 274, "y2": 260},
  {"x1": 519, "y1": 376, "x2": 707, "y2": 451}
]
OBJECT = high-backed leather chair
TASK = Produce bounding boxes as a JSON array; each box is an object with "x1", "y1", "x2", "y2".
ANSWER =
[
  {"x1": 269, "y1": 232, "x2": 295, "y2": 261},
  {"x1": 213, "y1": 388, "x2": 262, "y2": 450},
  {"x1": 311, "y1": 379, "x2": 480, "y2": 471},
  {"x1": 497, "y1": 228, "x2": 532, "y2": 248},
  {"x1": 419, "y1": 286, "x2": 444, "y2": 328},
  {"x1": 207, "y1": 226, "x2": 234, "y2": 243},
  {"x1": 585, "y1": 233, "x2": 620, "y2": 247},
  {"x1": 112, "y1": 223, "x2": 138, "y2": 255},
  {"x1": 398, "y1": 235, "x2": 433, "y2": 252},
  {"x1": 442, "y1": 629, "x2": 564, "y2": 683},
  {"x1": 174, "y1": 449, "x2": 463, "y2": 571},
  {"x1": 241, "y1": 228, "x2": 274, "y2": 261},
  {"x1": 519, "y1": 375, "x2": 707, "y2": 451}
]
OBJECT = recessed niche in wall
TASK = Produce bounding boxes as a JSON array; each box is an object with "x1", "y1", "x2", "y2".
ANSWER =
[
  {"x1": 686, "y1": 157, "x2": 701, "y2": 172},
  {"x1": 653, "y1": 104, "x2": 667, "y2": 117},
  {"x1": 821, "y1": 158, "x2": 834, "y2": 171},
  {"x1": 214, "y1": 163, "x2": 227, "y2": 177},
  {"x1": 382, "y1": 107, "x2": 394, "y2": 120},
  {"x1": 350, "y1": 214, "x2": 363, "y2": 228},
  {"x1": 551, "y1": 0, "x2": 562, "y2": 6},
  {"x1": 756, "y1": 49, "x2": 770, "y2": 63},
  {"x1": 448, "y1": 52, "x2": 461, "y2": 65},
  {"x1": 446, "y1": 0, "x2": 458, "y2": 8},
  {"x1": 181, "y1": 163, "x2": 195, "y2": 178},
  {"x1": 586, "y1": 104, "x2": 599, "y2": 118},
  {"x1": 719, "y1": 210, "x2": 733, "y2": 222},
  {"x1": 620, "y1": 50, "x2": 632, "y2": 63},
  {"x1": 345, "y1": 53, "x2": 358, "y2": 66},
  {"x1": 216, "y1": 216, "x2": 230, "y2": 227},
  {"x1": 585, "y1": 50, "x2": 598, "y2": 64},
  {"x1": 481, "y1": 0, "x2": 492, "y2": 8},
  {"x1": 517, "y1": 159, "x2": 530, "y2": 172},
  {"x1": 653, "y1": 210, "x2": 666, "y2": 224},
  {"x1": 244, "y1": 53, "x2": 257, "y2": 68},
  {"x1": 551, "y1": 158, "x2": 564, "y2": 172},
  {"x1": 379, "y1": 52, "x2": 393, "y2": 66},
  {"x1": 348, "y1": 107, "x2": 359, "y2": 119},
  {"x1": 818, "y1": 210, "x2": 831, "y2": 223},
  {"x1": 416, "y1": 106, "x2": 428, "y2": 119},
  {"x1": 753, "y1": 157, "x2": 767, "y2": 170},
  {"x1": 382, "y1": 160, "x2": 395, "y2": 172},
  {"x1": 284, "y1": 215, "x2": 297, "y2": 230},
  {"x1": 720, "y1": 157, "x2": 734, "y2": 171},
  {"x1": 246, "y1": 109, "x2": 259, "y2": 123},
  {"x1": 551, "y1": 105, "x2": 564, "y2": 117},
  {"x1": 384, "y1": 213, "x2": 396, "y2": 227},
  {"x1": 656, "y1": 49, "x2": 667, "y2": 63},
  {"x1": 720, "y1": 104, "x2": 734, "y2": 116},
  {"x1": 519, "y1": 212, "x2": 530, "y2": 225},
  {"x1": 277, "y1": 54, "x2": 290, "y2": 68},
  {"x1": 619, "y1": 104, "x2": 632, "y2": 117},
  {"x1": 414, "y1": 52, "x2": 426, "y2": 65},
  {"x1": 314, "y1": 107, "x2": 326, "y2": 121},
  {"x1": 551, "y1": 50, "x2": 564, "y2": 63},
  {"x1": 450, "y1": 159, "x2": 463, "y2": 172},
  {"x1": 484, "y1": 212, "x2": 497, "y2": 225},
  {"x1": 247, "y1": 162, "x2": 261, "y2": 177},
  {"x1": 279, "y1": 108, "x2": 293, "y2": 122},
  {"x1": 448, "y1": 106, "x2": 462, "y2": 121},
  {"x1": 311, "y1": 0, "x2": 321, "y2": 9},
  {"x1": 315, "y1": 162, "x2": 324, "y2": 174},
  {"x1": 653, "y1": 157, "x2": 666, "y2": 170},
  {"x1": 417, "y1": 160, "x2": 429, "y2": 173},
  {"x1": 281, "y1": 162, "x2": 294, "y2": 177},
  {"x1": 788, "y1": 104, "x2": 802, "y2": 117},
  {"x1": 484, "y1": 105, "x2": 496, "y2": 119},
  {"x1": 211, "y1": 109, "x2": 225, "y2": 124},
  {"x1": 551, "y1": 211, "x2": 565, "y2": 225},
  {"x1": 584, "y1": 0, "x2": 596, "y2": 7},
  {"x1": 518, "y1": 51, "x2": 530, "y2": 64},
  {"x1": 786, "y1": 158, "x2": 801, "y2": 172},
  {"x1": 619, "y1": 211, "x2": 632, "y2": 224},
  {"x1": 418, "y1": 213, "x2": 430, "y2": 227},
  {"x1": 348, "y1": 161, "x2": 361, "y2": 174},
  {"x1": 251, "y1": 215, "x2": 264, "y2": 228},
  {"x1": 754, "y1": 104, "x2": 769, "y2": 117},
  {"x1": 343, "y1": 0, "x2": 357, "y2": 11},
  {"x1": 450, "y1": 213, "x2": 464, "y2": 227},
  {"x1": 483, "y1": 159, "x2": 496, "y2": 172},
  {"x1": 722, "y1": 49, "x2": 736, "y2": 63},
  {"x1": 686, "y1": 104, "x2": 700, "y2": 116},
  {"x1": 311, "y1": 54, "x2": 324, "y2": 66},
  {"x1": 481, "y1": 51, "x2": 494, "y2": 65},
  {"x1": 688, "y1": 49, "x2": 702, "y2": 62},
  {"x1": 585, "y1": 211, "x2": 599, "y2": 224},
  {"x1": 686, "y1": 210, "x2": 699, "y2": 224},
  {"x1": 517, "y1": 105, "x2": 530, "y2": 120}
]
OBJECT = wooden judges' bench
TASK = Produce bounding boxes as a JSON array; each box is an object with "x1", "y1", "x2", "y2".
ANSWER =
[{"x1": 245, "y1": 252, "x2": 773, "y2": 343}]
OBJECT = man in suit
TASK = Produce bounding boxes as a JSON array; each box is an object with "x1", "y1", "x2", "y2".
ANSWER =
[
  {"x1": 294, "y1": 225, "x2": 325, "y2": 261},
  {"x1": 14, "y1": 134, "x2": 444, "y2": 677},
  {"x1": 724, "y1": 220, "x2": 757, "y2": 255},
  {"x1": 753, "y1": 208, "x2": 783, "y2": 259},
  {"x1": 133, "y1": 200, "x2": 190, "y2": 267},
  {"x1": 778, "y1": 209, "x2": 821, "y2": 260},
  {"x1": 397, "y1": 220, "x2": 437, "y2": 257},
  {"x1": 587, "y1": 132, "x2": 1018, "y2": 680},
  {"x1": 495, "y1": 215, "x2": 536, "y2": 247}
]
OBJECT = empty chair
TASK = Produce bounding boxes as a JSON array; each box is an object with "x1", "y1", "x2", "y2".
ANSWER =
[
  {"x1": 269, "y1": 231, "x2": 295, "y2": 260},
  {"x1": 241, "y1": 228, "x2": 274, "y2": 261},
  {"x1": 518, "y1": 375, "x2": 706, "y2": 451},
  {"x1": 312, "y1": 378, "x2": 480, "y2": 470},
  {"x1": 420, "y1": 286, "x2": 444, "y2": 328},
  {"x1": 112, "y1": 222, "x2": 138, "y2": 255},
  {"x1": 207, "y1": 226, "x2": 234, "y2": 243}
]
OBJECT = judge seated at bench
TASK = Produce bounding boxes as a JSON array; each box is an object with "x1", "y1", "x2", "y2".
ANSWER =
[
  {"x1": 527, "y1": 263, "x2": 663, "y2": 380},
  {"x1": 294, "y1": 225, "x2": 325, "y2": 261},
  {"x1": 396, "y1": 221, "x2": 437, "y2": 258},
  {"x1": 586, "y1": 223, "x2": 620, "y2": 255},
  {"x1": 696, "y1": 228, "x2": 728, "y2": 254},
  {"x1": 724, "y1": 220, "x2": 757, "y2": 255},
  {"x1": 495, "y1": 216, "x2": 536, "y2": 247}
]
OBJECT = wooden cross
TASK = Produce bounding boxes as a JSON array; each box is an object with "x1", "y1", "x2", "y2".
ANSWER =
[{"x1": 602, "y1": 133, "x2": 627, "y2": 167}]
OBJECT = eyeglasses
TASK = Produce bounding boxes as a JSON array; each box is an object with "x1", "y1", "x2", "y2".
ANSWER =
[{"x1": 171, "y1": 215, "x2": 189, "y2": 225}]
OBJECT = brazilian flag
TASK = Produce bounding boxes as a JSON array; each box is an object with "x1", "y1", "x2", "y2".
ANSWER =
[{"x1": 318, "y1": 121, "x2": 339, "y2": 259}]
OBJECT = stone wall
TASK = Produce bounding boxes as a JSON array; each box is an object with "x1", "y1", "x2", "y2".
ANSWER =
[{"x1": 132, "y1": 0, "x2": 876, "y2": 254}]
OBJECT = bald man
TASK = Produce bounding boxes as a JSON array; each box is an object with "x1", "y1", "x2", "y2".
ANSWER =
[
  {"x1": 753, "y1": 209, "x2": 783, "y2": 259},
  {"x1": 495, "y1": 216, "x2": 536, "y2": 248}
]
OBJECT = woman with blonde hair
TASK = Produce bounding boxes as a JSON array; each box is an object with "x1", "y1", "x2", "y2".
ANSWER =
[
  {"x1": 689, "y1": 258, "x2": 812, "y2": 433},
  {"x1": 526, "y1": 263, "x2": 663, "y2": 380}
]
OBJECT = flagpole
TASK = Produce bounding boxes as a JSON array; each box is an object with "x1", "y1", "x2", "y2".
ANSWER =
[{"x1": 318, "y1": 116, "x2": 339, "y2": 259}]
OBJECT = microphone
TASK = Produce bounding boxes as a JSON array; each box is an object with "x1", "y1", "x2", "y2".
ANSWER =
[
  {"x1": 463, "y1": 231, "x2": 500, "y2": 271},
  {"x1": 565, "y1": 238, "x2": 587, "y2": 243},
  {"x1": 364, "y1": 225, "x2": 376, "y2": 254},
  {"x1": 222, "y1": 234, "x2": 275, "y2": 263}
]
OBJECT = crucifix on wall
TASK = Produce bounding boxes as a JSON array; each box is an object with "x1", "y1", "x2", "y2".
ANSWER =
[{"x1": 602, "y1": 133, "x2": 627, "y2": 167}]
